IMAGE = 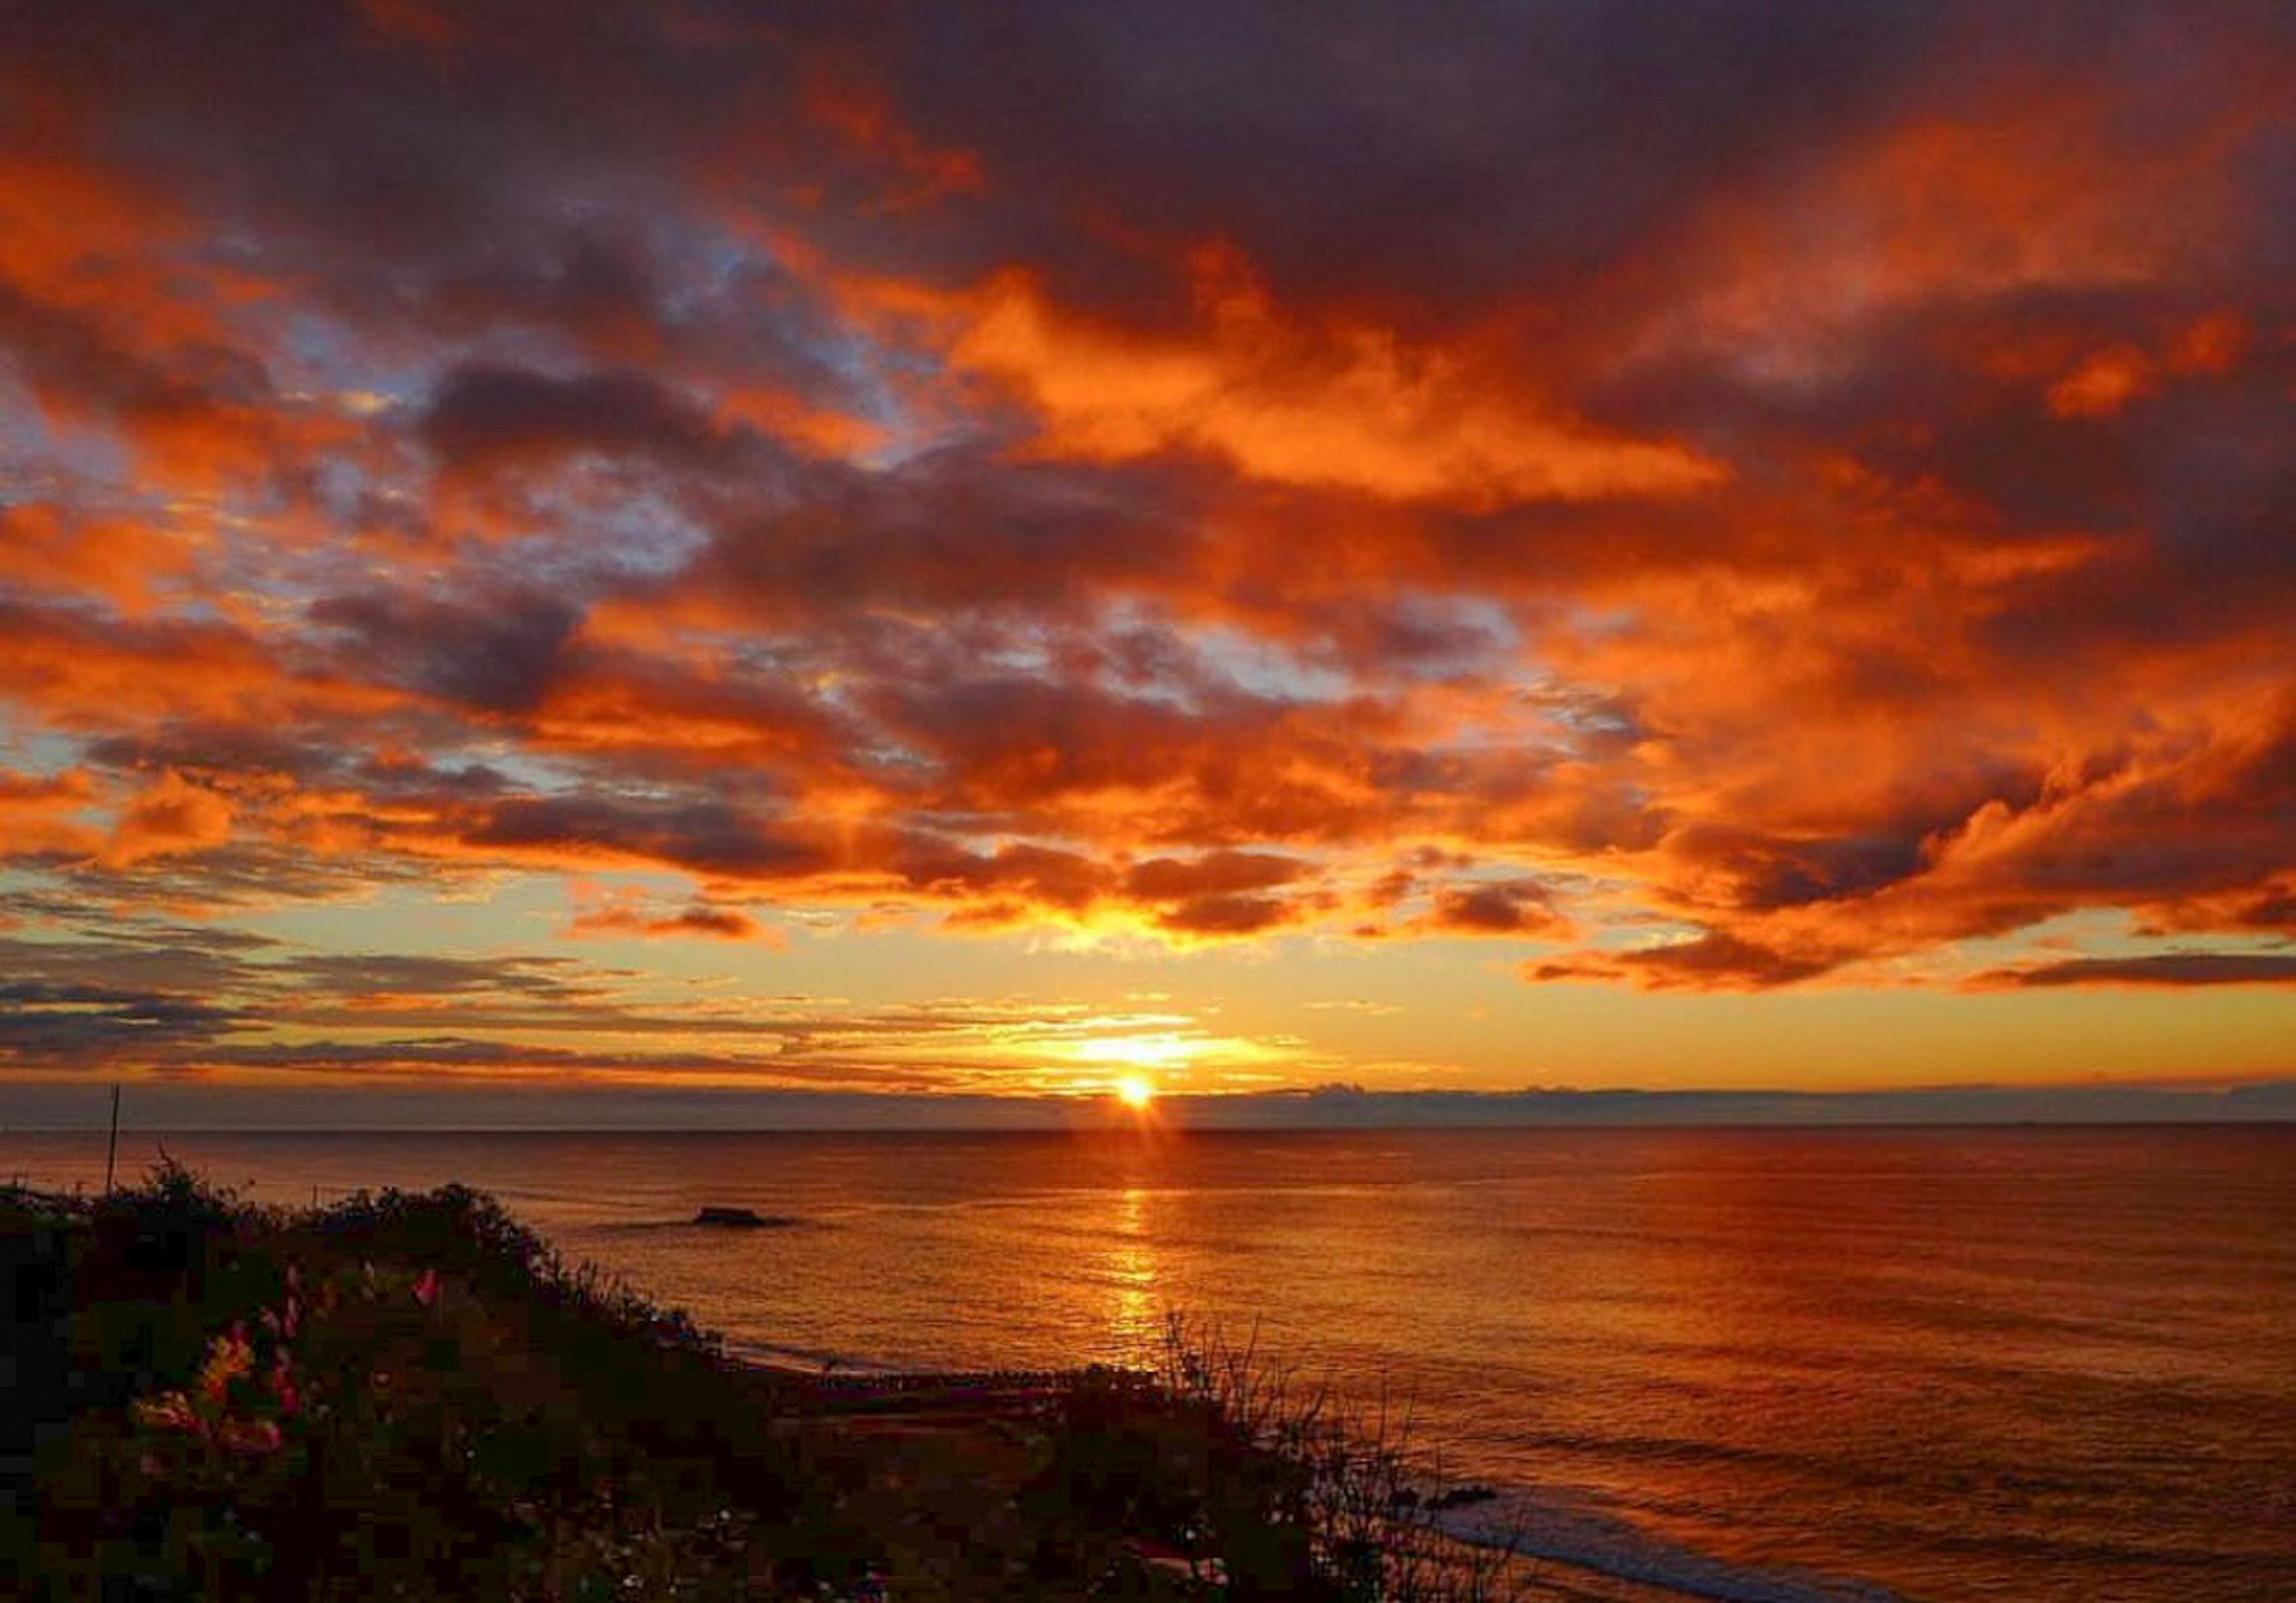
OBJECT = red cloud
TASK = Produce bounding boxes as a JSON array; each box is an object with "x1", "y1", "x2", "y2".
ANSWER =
[
  {"x1": 102, "y1": 771, "x2": 234, "y2": 868},
  {"x1": 0, "y1": 767, "x2": 101, "y2": 861}
]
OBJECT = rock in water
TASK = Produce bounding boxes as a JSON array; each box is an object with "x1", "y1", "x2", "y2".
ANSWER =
[{"x1": 693, "y1": 1205, "x2": 770, "y2": 1228}]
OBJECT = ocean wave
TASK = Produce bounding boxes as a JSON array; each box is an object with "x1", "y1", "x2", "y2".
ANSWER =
[
  {"x1": 1441, "y1": 1484, "x2": 1908, "y2": 1603},
  {"x1": 721, "y1": 1336, "x2": 899, "y2": 1374}
]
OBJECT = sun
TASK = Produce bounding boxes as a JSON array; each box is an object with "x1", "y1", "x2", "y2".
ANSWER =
[{"x1": 1114, "y1": 1075, "x2": 1156, "y2": 1111}]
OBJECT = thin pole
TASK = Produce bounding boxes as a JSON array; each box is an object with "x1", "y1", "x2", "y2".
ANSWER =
[{"x1": 104, "y1": 1083, "x2": 121, "y2": 1193}]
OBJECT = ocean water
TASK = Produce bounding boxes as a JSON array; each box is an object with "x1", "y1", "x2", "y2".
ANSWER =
[{"x1": 7, "y1": 1123, "x2": 2291, "y2": 1602}]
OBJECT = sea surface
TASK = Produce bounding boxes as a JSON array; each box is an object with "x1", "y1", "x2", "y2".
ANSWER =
[{"x1": 7, "y1": 1123, "x2": 2291, "y2": 1602}]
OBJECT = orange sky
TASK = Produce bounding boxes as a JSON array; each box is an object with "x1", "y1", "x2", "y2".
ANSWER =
[{"x1": 1, "y1": 2, "x2": 2292, "y2": 1110}]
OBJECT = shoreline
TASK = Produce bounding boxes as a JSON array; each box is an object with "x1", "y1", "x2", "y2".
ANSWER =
[
  {"x1": 6, "y1": 1174, "x2": 1722, "y2": 1601},
  {"x1": 720, "y1": 1358, "x2": 1728, "y2": 1603},
  {"x1": 5, "y1": 1175, "x2": 1856, "y2": 1603},
  {"x1": 712, "y1": 1354, "x2": 1903, "y2": 1603},
  {"x1": 4, "y1": 1174, "x2": 1713, "y2": 1600}
]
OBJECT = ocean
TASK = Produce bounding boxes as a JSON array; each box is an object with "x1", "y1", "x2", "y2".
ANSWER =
[{"x1": 6, "y1": 1123, "x2": 2290, "y2": 1602}]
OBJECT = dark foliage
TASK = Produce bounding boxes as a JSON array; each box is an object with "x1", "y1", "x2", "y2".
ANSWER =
[{"x1": 4, "y1": 1167, "x2": 1525, "y2": 1601}]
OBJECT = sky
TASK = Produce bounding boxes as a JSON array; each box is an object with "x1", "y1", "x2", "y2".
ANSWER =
[{"x1": 1, "y1": 1, "x2": 2292, "y2": 1122}]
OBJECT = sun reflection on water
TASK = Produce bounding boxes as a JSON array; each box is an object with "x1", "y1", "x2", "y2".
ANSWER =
[{"x1": 1105, "y1": 1183, "x2": 1162, "y2": 1365}]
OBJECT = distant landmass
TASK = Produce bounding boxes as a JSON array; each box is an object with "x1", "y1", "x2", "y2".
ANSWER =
[{"x1": 4, "y1": 1076, "x2": 2292, "y2": 1131}]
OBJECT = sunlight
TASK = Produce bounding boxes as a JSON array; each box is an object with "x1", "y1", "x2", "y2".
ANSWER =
[
  {"x1": 1075, "y1": 1030, "x2": 1196, "y2": 1071},
  {"x1": 1115, "y1": 1074, "x2": 1155, "y2": 1111}
]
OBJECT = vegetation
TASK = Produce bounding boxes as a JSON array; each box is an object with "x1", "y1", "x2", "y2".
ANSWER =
[{"x1": 2, "y1": 1163, "x2": 1528, "y2": 1600}]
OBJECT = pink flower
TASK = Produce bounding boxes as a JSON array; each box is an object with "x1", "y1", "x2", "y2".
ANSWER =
[
  {"x1": 268, "y1": 1356, "x2": 300, "y2": 1417},
  {"x1": 413, "y1": 1268, "x2": 439, "y2": 1308}
]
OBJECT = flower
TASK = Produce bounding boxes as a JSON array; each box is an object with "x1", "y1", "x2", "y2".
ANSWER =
[
  {"x1": 198, "y1": 1333, "x2": 255, "y2": 1402},
  {"x1": 130, "y1": 1391, "x2": 203, "y2": 1435},
  {"x1": 267, "y1": 1355, "x2": 301, "y2": 1417},
  {"x1": 216, "y1": 1416, "x2": 283, "y2": 1456},
  {"x1": 413, "y1": 1268, "x2": 439, "y2": 1308}
]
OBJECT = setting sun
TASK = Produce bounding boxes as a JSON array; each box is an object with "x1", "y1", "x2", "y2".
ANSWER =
[{"x1": 4, "y1": 8, "x2": 2292, "y2": 1601}]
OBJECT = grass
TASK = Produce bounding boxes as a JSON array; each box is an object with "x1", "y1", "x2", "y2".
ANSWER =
[{"x1": 3, "y1": 1162, "x2": 1532, "y2": 1600}]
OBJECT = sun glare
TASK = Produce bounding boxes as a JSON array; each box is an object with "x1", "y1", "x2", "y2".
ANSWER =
[{"x1": 1115, "y1": 1075, "x2": 1156, "y2": 1110}]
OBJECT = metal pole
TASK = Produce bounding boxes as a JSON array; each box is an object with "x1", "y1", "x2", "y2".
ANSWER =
[{"x1": 104, "y1": 1083, "x2": 121, "y2": 1192}]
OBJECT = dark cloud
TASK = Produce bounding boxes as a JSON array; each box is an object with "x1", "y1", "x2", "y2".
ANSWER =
[
  {"x1": 838, "y1": 1, "x2": 1938, "y2": 320},
  {"x1": 2233, "y1": 893, "x2": 2296, "y2": 933},
  {"x1": 420, "y1": 223, "x2": 665, "y2": 351},
  {"x1": 1532, "y1": 932, "x2": 1838, "y2": 991},
  {"x1": 682, "y1": 445, "x2": 1205, "y2": 624},
  {"x1": 310, "y1": 587, "x2": 581, "y2": 715},
  {"x1": 1423, "y1": 881, "x2": 1566, "y2": 937},
  {"x1": 0, "y1": 281, "x2": 274, "y2": 457},
  {"x1": 191, "y1": 1037, "x2": 942, "y2": 1090},
  {"x1": 0, "y1": 979, "x2": 244, "y2": 1068},
  {"x1": 417, "y1": 364, "x2": 731, "y2": 475},
  {"x1": 891, "y1": 836, "x2": 1111, "y2": 912},
  {"x1": 1123, "y1": 851, "x2": 1306, "y2": 902},
  {"x1": 1975, "y1": 953, "x2": 2296, "y2": 989},
  {"x1": 276, "y1": 951, "x2": 591, "y2": 1000},
  {"x1": 1659, "y1": 821, "x2": 1949, "y2": 913},
  {"x1": 1156, "y1": 893, "x2": 1297, "y2": 938},
  {"x1": 457, "y1": 795, "x2": 826, "y2": 880},
  {"x1": 0, "y1": 935, "x2": 263, "y2": 1002}
]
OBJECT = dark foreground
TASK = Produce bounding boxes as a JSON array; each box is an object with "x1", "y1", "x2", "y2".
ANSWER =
[{"x1": 2, "y1": 1165, "x2": 1654, "y2": 1602}]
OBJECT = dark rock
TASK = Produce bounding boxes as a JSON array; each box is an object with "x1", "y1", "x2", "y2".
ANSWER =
[{"x1": 692, "y1": 1206, "x2": 790, "y2": 1229}]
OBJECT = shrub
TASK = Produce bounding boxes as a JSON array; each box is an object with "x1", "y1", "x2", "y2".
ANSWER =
[
  {"x1": 17, "y1": 1166, "x2": 801, "y2": 1601},
  {"x1": 1126, "y1": 1314, "x2": 1531, "y2": 1601}
]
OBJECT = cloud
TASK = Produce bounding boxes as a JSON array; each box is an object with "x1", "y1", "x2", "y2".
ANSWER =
[
  {"x1": 1972, "y1": 954, "x2": 2296, "y2": 989},
  {"x1": 102, "y1": 771, "x2": 234, "y2": 868},
  {"x1": 449, "y1": 795, "x2": 828, "y2": 880},
  {"x1": 0, "y1": 502, "x2": 199, "y2": 612},
  {"x1": 0, "y1": 767, "x2": 100, "y2": 861},
  {"x1": 1155, "y1": 893, "x2": 1301, "y2": 938},
  {"x1": 0, "y1": 979, "x2": 243, "y2": 1068},
  {"x1": 0, "y1": 929, "x2": 1274, "y2": 1087},
  {"x1": 1417, "y1": 880, "x2": 1570, "y2": 938},
  {"x1": 1122, "y1": 851, "x2": 1306, "y2": 902},
  {"x1": 0, "y1": 0, "x2": 2289, "y2": 1060},
  {"x1": 417, "y1": 364, "x2": 731, "y2": 477},
  {"x1": 309, "y1": 587, "x2": 582, "y2": 715},
  {"x1": 1531, "y1": 932, "x2": 1838, "y2": 991},
  {"x1": 941, "y1": 268, "x2": 1726, "y2": 506},
  {"x1": 567, "y1": 900, "x2": 768, "y2": 943}
]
